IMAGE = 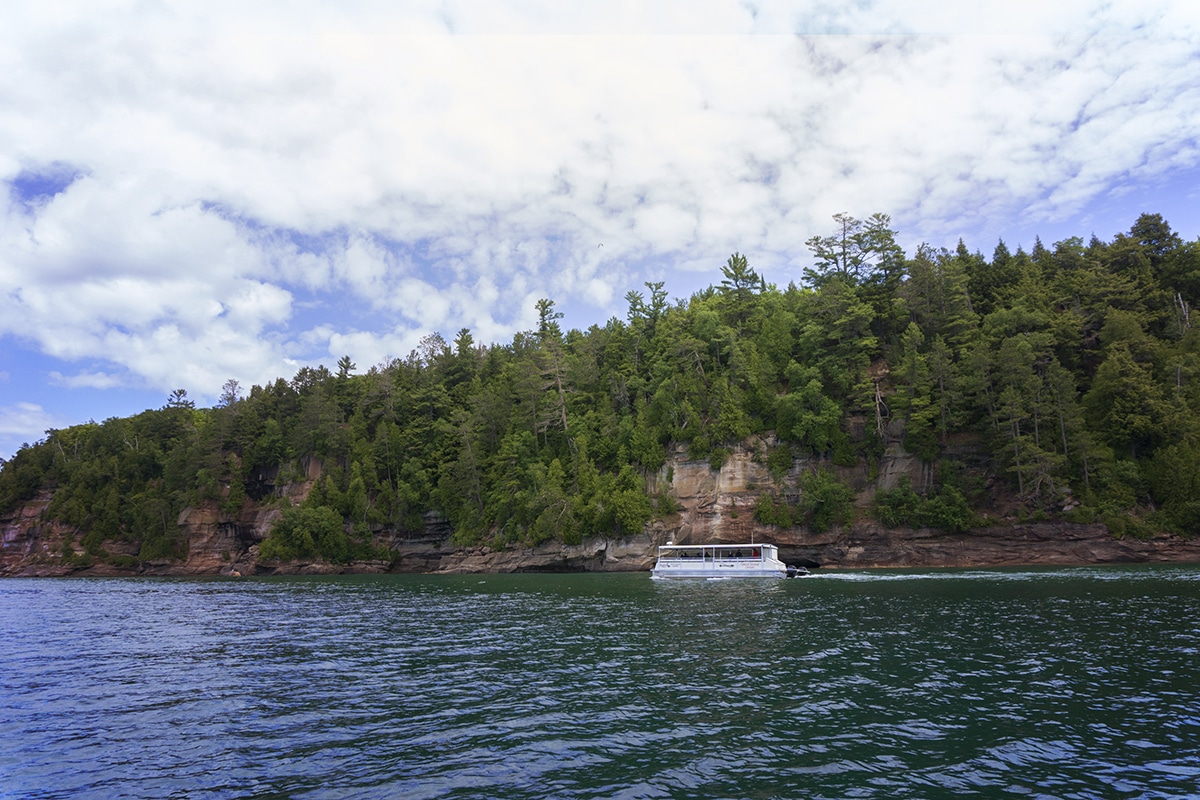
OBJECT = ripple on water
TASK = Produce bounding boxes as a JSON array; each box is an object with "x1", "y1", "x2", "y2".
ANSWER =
[{"x1": 3, "y1": 569, "x2": 1200, "y2": 798}]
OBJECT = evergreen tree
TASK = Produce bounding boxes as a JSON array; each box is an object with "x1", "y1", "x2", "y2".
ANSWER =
[{"x1": 4, "y1": 211, "x2": 1196, "y2": 558}]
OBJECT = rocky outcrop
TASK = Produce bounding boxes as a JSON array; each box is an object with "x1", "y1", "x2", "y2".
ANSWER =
[
  {"x1": 1, "y1": 492, "x2": 78, "y2": 577},
  {"x1": 645, "y1": 440, "x2": 1200, "y2": 569},
  {"x1": 3, "y1": 443, "x2": 1198, "y2": 577},
  {"x1": 768, "y1": 521, "x2": 1200, "y2": 569},
  {"x1": 431, "y1": 533, "x2": 657, "y2": 574}
]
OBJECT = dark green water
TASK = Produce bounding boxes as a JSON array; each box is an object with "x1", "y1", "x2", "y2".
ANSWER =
[{"x1": 3, "y1": 566, "x2": 1200, "y2": 798}]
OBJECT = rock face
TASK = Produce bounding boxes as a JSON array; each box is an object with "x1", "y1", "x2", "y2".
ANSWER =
[
  {"x1": 3, "y1": 443, "x2": 1198, "y2": 577},
  {"x1": 430, "y1": 534, "x2": 658, "y2": 574},
  {"x1": 767, "y1": 522, "x2": 1200, "y2": 569},
  {"x1": 647, "y1": 440, "x2": 1200, "y2": 569},
  {"x1": 1, "y1": 493, "x2": 75, "y2": 577}
]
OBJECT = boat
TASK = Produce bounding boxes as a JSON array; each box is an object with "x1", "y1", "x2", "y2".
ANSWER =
[{"x1": 650, "y1": 541, "x2": 803, "y2": 579}]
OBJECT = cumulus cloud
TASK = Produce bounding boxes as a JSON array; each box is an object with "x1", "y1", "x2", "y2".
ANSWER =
[
  {"x1": 0, "y1": 0, "x2": 1198, "y2": 429},
  {"x1": 0, "y1": 402, "x2": 60, "y2": 456},
  {"x1": 48, "y1": 371, "x2": 126, "y2": 390}
]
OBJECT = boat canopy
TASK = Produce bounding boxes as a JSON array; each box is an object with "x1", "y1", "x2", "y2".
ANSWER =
[{"x1": 655, "y1": 543, "x2": 778, "y2": 560}]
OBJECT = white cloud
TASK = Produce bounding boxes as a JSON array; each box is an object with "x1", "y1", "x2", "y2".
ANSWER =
[
  {"x1": 1, "y1": 0, "x2": 1198, "y2": 408},
  {"x1": 0, "y1": 403, "x2": 60, "y2": 456},
  {"x1": 326, "y1": 329, "x2": 426, "y2": 371},
  {"x1": 48, "y1": 371, "x2": 126, "y2": 390}
]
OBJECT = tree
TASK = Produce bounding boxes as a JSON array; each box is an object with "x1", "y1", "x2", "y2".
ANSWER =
[
  {"x1": 965, "y1": 239, "x2": 1020, "y2": 316},
  {"x1": 1148, "y1": 438, "x2": 1200, "y2": 531},
  {"x1": 453, "y1": 327, "x2": 475, "y2": 358},
  {"x1": 805, "y1": 212, "x2": 903, "y2": 287},
  {"x1": 1129, "y1": 212, "x2": 1182, "y2": 271},
  {"x1": 798, "y1": 468, "x2": 855, "y2": 532},
  {"x1": 796, "y1": 278, "x2": 878, "y2": 406},
  {"x1": 717, "y1": 253, "x2": 764, "y2": 334},
  {"x1": 219, "y1": 379, "x2": 241, "y2": 408},
  {"x1": 536, "y1": 298, "x2": 564, "y2": 342},
  {"x1": 166, "y1": 389, "x2": 194, "y2": 409},
  {"x1": 7, "y1": 209, "x2": 1197, "y2": 559},
  {"x1": 989, "y1": 334, "x2": 1066, "y2": 498},
  {"x1": 260, "y1": 505, "x2": 348, "y2": 562},
  {"x1": 900, "y1": 243, "x2": 976, "y2": 348},
  {"x1": 644, "y1": 281, "x2": 669, "y2": 329},
  {"x1": 416, "y1": 333, "x2": 450, "y2": 370},
  {"x1": 777, "y1": 363, "x2": 844, "y2": 456},
  {"x1": 1084, "y1": 343, "x2": 1168, "y2": 459},
  {"x1": 1044, "y1": 357, "x2": 1094, "y2": 491},
  {"x1": 894, "y1": 322, "x2": 939, "y2": 461},
  {"x1": 926, "y1": 335, "x2": 963, "y2": 447},
  {"x1": 719, "y1": 252, "x2": 761, "y2": 299}
]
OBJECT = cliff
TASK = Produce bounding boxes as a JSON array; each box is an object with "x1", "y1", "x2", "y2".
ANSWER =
[
  {"x1": 3, "y1": 441, "x2": 1198, "y2": 577},
  {"x1": 641, "y1": 440, "x2": 1200, "y2": 569}
]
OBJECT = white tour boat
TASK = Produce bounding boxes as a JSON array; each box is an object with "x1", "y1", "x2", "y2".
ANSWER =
[{"x1": 651, "y1": 542, "x2": 803, "y2": 579}]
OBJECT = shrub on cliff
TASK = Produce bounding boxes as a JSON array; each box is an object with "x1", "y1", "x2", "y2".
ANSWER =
[
  {"x1": 753, "y1": 470, "x2": 855, "y2": 532},
  {"x1": 874, "y1": 478, "x2": 974, "y2": 533},
  {"x1": 798, "y1": 469, "x2": 855, "y2": 532},
  {"x1": 874, "y1": 479, "x2": 923, "y2": 528},
  {"x1": 260, "y1": 505, "x2": 348, "y2": 562},
  {"x1": 754, "y1": 493, "x2": 795, "y2": 527}
]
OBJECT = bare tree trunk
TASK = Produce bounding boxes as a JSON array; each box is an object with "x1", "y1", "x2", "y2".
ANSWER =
[
  {"x1": 1011, "y1": 418, "x2": 1024, "y2": 495},
  {"x1": 874, "y1": 380, "x2": 887, "y2": 438},
  {"x1": 553, "y1": 350, "x2": 569, "y2": 433}
]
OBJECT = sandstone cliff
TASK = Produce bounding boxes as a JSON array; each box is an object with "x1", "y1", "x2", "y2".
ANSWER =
[{"x1": 3, "y1": 441, "x2": 1197, "y2": 577}]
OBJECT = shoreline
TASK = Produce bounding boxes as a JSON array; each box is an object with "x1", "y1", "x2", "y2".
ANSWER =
[{"x1": 5, "y1": 522, "x2": 1199, "y2": 578}]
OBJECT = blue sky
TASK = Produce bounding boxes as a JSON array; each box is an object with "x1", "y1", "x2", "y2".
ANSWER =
[{"x1": 2, "y1": 0, "x2": 1199, "y2": 459}]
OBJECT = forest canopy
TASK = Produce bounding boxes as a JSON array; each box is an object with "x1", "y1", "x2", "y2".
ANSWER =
[{"x1": 2, "y1": 212, "x2": 1198, "y2": 563}]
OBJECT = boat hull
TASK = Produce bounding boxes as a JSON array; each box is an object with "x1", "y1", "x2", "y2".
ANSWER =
[{"x1": 651, "y1": 566, "x2": 787, "y2": 579}]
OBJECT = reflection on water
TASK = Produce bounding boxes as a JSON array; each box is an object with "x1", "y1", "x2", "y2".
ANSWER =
[{"x1": 2, "y1": 566, "x2": 1200, "y2": 798}]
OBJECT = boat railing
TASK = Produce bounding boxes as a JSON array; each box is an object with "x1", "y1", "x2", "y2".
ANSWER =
[{"x1": 657, "y1": 548, "x2": 768, "y2": 562}]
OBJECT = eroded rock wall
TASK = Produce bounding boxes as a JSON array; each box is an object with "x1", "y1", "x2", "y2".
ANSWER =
[{"x1": 3, "y1": 444, "x2": 1198, "y2": 577}]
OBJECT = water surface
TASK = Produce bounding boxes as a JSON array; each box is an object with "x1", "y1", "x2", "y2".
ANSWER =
[{"x1": 3, "y1": 566, "x2": 1200, "y2": 798}]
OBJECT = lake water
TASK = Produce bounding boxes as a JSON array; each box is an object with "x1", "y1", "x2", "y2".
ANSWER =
[{"x1": 2, "y1": 566, "x2": 1200, "y2": 799}]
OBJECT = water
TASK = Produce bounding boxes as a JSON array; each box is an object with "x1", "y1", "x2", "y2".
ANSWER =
[{"x1": 2, "y1": 567, "x2": 1200, "y2": 799}]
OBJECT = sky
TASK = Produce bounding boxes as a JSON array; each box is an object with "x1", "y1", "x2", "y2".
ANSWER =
[{"x1": 2, "y1": 1, "x2": 1199, "y2": 459}]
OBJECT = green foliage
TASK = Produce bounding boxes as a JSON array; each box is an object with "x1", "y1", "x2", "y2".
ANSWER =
[
  {"x1": 108, "y1": 554, "x2": 140, "y2": 570},
  {"x1": 756, "y1": 470, "x2": 855, "y2": 532},
  {"x1": 1147, "y1": 438, "x2": 1200, "y2": 535},
  {"x1": 923, "y1": 487, "x2": 974, "y2": 533},
  {"x1": 874, "y1": 480, "x2": 925, "y2": 528},
  {"x1": 874, "y1": 479, "x2": 975, "y2": 533},
  {"x1": 804, "y1": 212, "x2": 903, "y2": 288},
  {"x1": 798, "y1": 469, "x2": 856, "y2": 532},
  {"x1": 3, "y1": 211, "x2": 1198, "y2": 561},
  {"x1": 0, "y1": 442, "x2": 55, "y2": 512},
  {"x1": 1104, "y1": 512, "x2": 1157, "y2": 541},
  {"x1": 778, "y1": 362, "x2": 844, "y2": 454},
  {"x1": 754, "y1": 493, "x2": 795, "y2": 527},
  {"x1": 260, "y1": 505, "x2": 349, "y2": 562},
  {"x1": 1085, "y1": 344, "x2": 1168, "y2": 458},
  {"x1": 655, "y1": 489, "x2": 680, "y2": 517},
  {"x1": 766, "y1": 445, "x2": 794, "y2": 482},
  {"x1": 609, "y1": 484, "x2": 653, "y2": 535}
]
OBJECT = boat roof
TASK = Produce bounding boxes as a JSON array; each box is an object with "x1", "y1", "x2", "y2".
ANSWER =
[{"x1": 658, "y1": 543, "x2": 776, "y2": 550}]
